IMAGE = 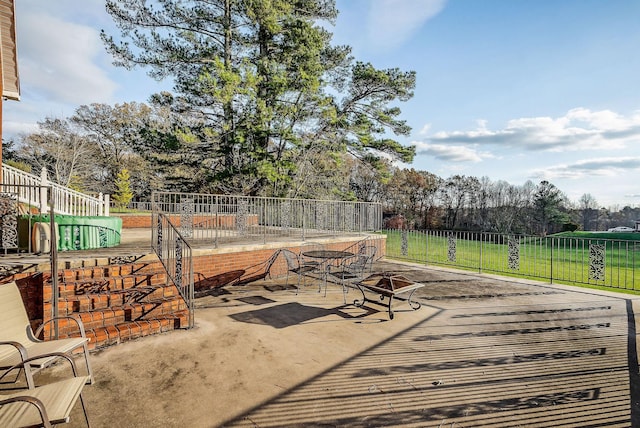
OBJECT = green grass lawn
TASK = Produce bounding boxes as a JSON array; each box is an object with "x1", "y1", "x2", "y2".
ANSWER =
[{"x1": 383, "y1": 229, "x2": 640, "y2": 294}]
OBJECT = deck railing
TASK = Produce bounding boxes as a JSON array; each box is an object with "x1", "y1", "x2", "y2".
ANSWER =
[
  {"x1": 2, "y1": 164, "x2": 110, "y2": 216},
  {"x1": 151, "y1": 212, "x2": 194, "y2": 328},
  {"x1": 151, "y1": 192, "x2": 382, "y2": 247},
  {"x1": 385, "y1": 229, "x2": 639, "y2": 291}
]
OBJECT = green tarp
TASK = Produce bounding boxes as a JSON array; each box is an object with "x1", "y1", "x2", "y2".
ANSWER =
[{"x1": 26, "y1": 215, "x2": 122, "y2": 251}]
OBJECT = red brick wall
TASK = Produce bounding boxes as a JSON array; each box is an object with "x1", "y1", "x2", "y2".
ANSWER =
[
  {"x1": 114, "y1": 214, "x2": 258, "y2": 229},
  {"x1": 191, "y1": 237, "x2": 386, "y2": 282}
]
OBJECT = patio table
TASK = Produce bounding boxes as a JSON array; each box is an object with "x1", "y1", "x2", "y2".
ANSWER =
[
  {"x1": 353, "y1": 273, "x2": 424, "y2": 319},
  {"x1": 302, "y1": 250, "x2": 354, "y2": 260},
  {"x1": 301, "y1": 250, "x2": 355, "y2": 295}
]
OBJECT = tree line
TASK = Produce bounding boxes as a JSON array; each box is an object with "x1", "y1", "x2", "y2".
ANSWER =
[
  {"x1": 3, "y1": 0, "x2": 636, "y2": 234},
  {"x1": 363, "y1": 168, "x2": 638, "y2": 235}
]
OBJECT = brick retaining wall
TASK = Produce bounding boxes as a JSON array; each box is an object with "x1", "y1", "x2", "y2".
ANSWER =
[
  {"x1": 2, "y1": 235, "x2": 385, "y2": 348},
  {"x1": 113, "y1": 213, "x2": 258, "y2": 229}
]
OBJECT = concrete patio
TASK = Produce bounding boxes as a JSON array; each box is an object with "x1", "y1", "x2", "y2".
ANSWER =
[{"x1": 39, "y1": 258, "x2": 640, "y2": 427}]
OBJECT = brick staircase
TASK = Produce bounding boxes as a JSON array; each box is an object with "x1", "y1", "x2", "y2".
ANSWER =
[{"x1": 47, "y1": 261, "x2": 190, "y2": 350}]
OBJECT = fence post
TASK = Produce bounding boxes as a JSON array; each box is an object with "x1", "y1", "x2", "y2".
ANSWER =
[
  {"x1": 550, "y1": 236, "x2": 554, "y2": 284},
  {"x1": 263, "y1": 199, "x2": 267, "y2": 245},
  {"x1": 425, "y1": 230, "x2": 428, "y2": 266},
  {"x1": 48, "y1": 186, "x2": 59, "y2": 339},
  {"x1": 39, "y1": 168, "x2": 49, "y2": 214},
  {"x1": 479, "y1": 232, "x2": 483, "y2": 274}
]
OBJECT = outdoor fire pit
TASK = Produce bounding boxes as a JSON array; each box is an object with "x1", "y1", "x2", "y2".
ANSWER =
[{"x1": 353, "y1": 273, "x2": 424, "y2": 319}]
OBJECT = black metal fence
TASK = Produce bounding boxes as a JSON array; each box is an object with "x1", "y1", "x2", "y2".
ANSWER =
[
  {"x1": 151, "y1": 212, "x2": 194, "y2": 328},
  {"x1": 384, "y1": 229, "x2": 639, "y2": 291},
  {"x1": 152, "y1": 192, "x2": 382, "y2": 247}
]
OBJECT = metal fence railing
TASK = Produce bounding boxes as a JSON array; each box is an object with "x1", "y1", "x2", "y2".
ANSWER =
[
  {"x1": 152, "y1": 212, "x2": 194, "y2": 328},
  {"x1": 151, "y1": 192, "x2": 382, "y2": 247},
  {"x1": 384, "y1": 229, "x2": 639, "y2": 291}
]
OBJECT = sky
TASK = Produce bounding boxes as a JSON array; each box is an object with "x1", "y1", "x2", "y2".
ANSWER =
[{"x1": 5, "y1": 0, "x2": 640, "y2": 209}]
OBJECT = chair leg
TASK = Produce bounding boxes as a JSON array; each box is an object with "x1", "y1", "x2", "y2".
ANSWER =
[
  {"x1": 79, "y1": 391, "x2": 91, "y2": 428},
  {"x1": 82, "y1": 342, "x2": 94, "y2": 385},
  {"x1": 24, "y1": 365, "x2": 35, "y2": 389},
  {"x1": 295, "y1": 271, "x2": 306, "y2": 295},
  {"x1": 342, "y1": 281, "x2": 347, "y2": 304}
]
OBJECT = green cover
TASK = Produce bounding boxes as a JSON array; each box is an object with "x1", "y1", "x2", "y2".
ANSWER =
[{"x1": 26, "y1": 215, "x2": 122, "y2": 251}]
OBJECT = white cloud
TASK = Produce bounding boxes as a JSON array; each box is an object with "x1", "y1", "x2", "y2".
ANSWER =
[
  {"x1": 367, "y1": 0, "x2": 447, "y2": 50},
  {"x1": 531, "y1": 157, "x2": 640, "y2": 180},
  {"x1": 425, "y1": 108, "x2": 640, "y2": 153},
  {"x1": 412, "y1": 141, "x2": 489, "y2": 162},
  {"x1": 418, "y1": 123, "x2": 432, "y2": 135},
  {"x1": 2, "y1": 120, "x2": 39, "y2": 137},
  {"x1": 17, "y1": 12, "x2": 117, "y2": 105}
]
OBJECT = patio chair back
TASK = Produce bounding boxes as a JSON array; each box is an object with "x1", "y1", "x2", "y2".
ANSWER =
[
  {"x1": 0, "y1": 281, "x2": 93, "y2": 388},
  {"x1": 299, "y1": 242, "x2": 324, "y2": 268},
  {"x1": 281, "y1": 249, "x2": 301, "y2": 270},
  {"x1": 281, "y1": 249, "x2": 318, "y2": 293},
  {"x1": 0, "y1": 281, "x2": 32, "y2": 346},
  {"x1": 345, "y1": 254, "x2": 371, "y2": 275}
]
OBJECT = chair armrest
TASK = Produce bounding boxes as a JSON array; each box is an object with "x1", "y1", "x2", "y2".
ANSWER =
[
  {"x1": 0, "y1": 352, "x2": 80, "y2": 383},
  {"x1": 0, "y1": 395, "x2": 52, "y2": 428},
  {"x1": 338, "y1": 255, "x2": 357, "y2": 267},
  {"x1": 0, "y1": 340, "x2": 28, "y2": 364},
  {"x1": 34, "y1": 315, "x2": 87, "y2": 340}
]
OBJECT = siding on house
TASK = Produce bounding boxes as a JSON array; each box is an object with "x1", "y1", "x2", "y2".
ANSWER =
[{"x1": 0, "y1": 0, "x2": 20, "y2": 100}]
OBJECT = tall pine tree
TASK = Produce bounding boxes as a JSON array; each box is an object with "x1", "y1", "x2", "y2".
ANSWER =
[{"x1": 103, "y1": 0, "x2": 416, "y2": 197}]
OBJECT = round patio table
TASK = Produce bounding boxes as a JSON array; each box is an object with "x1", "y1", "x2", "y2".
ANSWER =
[{"x1": 302, "y1": 250, "x2": 354, "y2": 260}]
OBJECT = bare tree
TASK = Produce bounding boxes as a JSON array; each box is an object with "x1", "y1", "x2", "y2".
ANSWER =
[
  {"x1": 578, "y1": 193, "x2": 599, "y2": 231},
  {"x1": 17, "y1": 118, "x2": 97, "y2": 190}
]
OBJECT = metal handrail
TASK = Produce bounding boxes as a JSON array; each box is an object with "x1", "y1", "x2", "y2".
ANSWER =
[{"x1": 151, "y1": 211, "x2": 194, "y2": 328}]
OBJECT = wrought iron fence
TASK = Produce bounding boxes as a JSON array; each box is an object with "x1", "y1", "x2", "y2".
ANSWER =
[
  {"x1": 385, "y1": 229, "x2": 639, "y2": 291},
  {"x1": 152, "y1": 212, "x2": 194, "y2": 328},
  {"x1": 0, "y1": 183, "x2": 54, "y2": 254},
  {"x1": 151, "y1": 192, "x2": 382, "y2": 247}
]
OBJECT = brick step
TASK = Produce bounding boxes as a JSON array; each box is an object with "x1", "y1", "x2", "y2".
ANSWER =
[
  {"x1": 61, "y1": 262, "x2": 156, "y2": 281},
  {"x1": 44, "y1": 261, "x2": 192, "y2": 351},
  {"x1": 58, "y1": 284, "x2": 180, "y2": 314},
  {"x1": 85, "y1": 310, "x2": 190, "y2": 350},
  {"x1": 59, "y1": 272, "x2": 168, "y2": 297},
  {"x1": 75, "y1": 296, "x2": 187, "y2": 327}
]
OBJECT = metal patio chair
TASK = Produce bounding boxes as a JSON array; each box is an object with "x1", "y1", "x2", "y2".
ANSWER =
[
  {"x1": 0, "y1": 352, "x2": 91, "y2": 427},
  {"x1": 0, "y1": 281, "x2": 94, "y2": 389},
  {"x1": 299, "y1": 242, "x2": 325, "y2": 270},
  {"x1": 281, "y1": 249, "x2": 319, "y2": 294},
  {"x1": 328, "y1": 252, "x2": 375, "y2": 303}
]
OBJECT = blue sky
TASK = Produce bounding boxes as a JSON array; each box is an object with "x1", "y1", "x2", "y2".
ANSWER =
[{"x1": 5, "y1": 0, "x2": 640, "y2": 208}]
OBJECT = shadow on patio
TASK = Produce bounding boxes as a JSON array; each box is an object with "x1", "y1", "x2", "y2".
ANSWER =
[
  {"x1": 219, "y1": 261, "x2": 639, "y2": 427},
  {"x1": 57, "y1": 259, "x2": 640, "y2": 427}
]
